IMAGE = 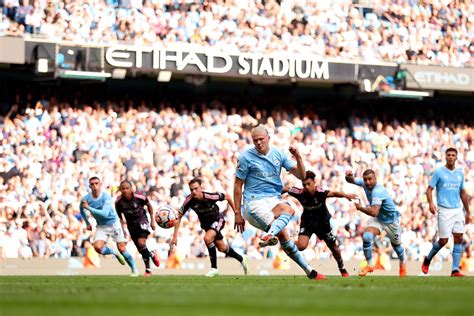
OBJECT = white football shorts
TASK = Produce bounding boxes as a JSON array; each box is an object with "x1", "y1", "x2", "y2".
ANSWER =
[
  {"x1": 367, "y1": 217, "x2": 402, "y2": 245},
  {"x1": 242, "y1": 196, "x2": 286, "y2": 232},
  {"x1": 94, "y1": 221, "x2": 127, "y2": 243},
  {"x1": 437, "y1": 206, "x2": 465, "y2": 239}
]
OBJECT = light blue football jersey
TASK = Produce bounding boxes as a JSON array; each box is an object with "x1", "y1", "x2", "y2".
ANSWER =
[
  {"x1": 429, "y1": 166, "x2": 465, "y2": 209},
  {"x1": 355, "y1": 178, "x2": 400, "y2": 224},
  {"x1": 236, "y1": 147, "x2": 296, "y2": 202},
  {"x1": 80, "y1": 192, "x2": 118, "y2": 226}
]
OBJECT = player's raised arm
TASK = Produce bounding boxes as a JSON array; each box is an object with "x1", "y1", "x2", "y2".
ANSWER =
[
  {"x1": 345, "y1": 170, "x2": 356, "y2": 184},
  {"x1": 233, "y1": 177, "x2": 246, "y2": 232},
  {"x1": 288, "y1": 146, "x2": 305, "y2": 180}
]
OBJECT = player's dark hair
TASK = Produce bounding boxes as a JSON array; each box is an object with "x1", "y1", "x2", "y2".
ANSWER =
[
  {"x1": 189, "y1": 178, "x2": 202, "y2": 186},
  {"x1": 120, "y1": 180, "x2": 132, "y2": 187},
  {"x1": 446, "y1": 147, "x2": 458, "y2": 155},
  {"x1": 89, "y1": 176, "x2": 100, "y2": 183},
  {"x1": 362, "y1": 169, "x2": 376, "y2": 177},
  {"x1": 304, "y1": 170, "x2": 316, "y2": 180}
]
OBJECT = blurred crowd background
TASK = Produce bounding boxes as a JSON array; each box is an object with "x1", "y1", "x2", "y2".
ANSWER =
[
  {"x1": 0, "y1": 92, "x2": 473, "y2": 273},
  {"x1": 1, "y1": 0, "x2": 473, "y2": 66}
]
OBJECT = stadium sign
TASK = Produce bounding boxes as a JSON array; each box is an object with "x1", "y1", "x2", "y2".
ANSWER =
[
  {"x1": 105, "y1": 45, "x2": 332, "y2": 80},
  {"x1": 403, "y1": 64, "x2": 474, "y2": 92},
  {"x1": 22, "y1": 40, "x2": 393, "y2": 84}
]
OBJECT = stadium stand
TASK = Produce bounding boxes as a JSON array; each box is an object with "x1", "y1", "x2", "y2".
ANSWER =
[
  {"x1": 1, "y1": 0, "x2": 473, "y2": 66},
  {"x1": 0, "y1": 89, "x2": 472, "y2": 270}
]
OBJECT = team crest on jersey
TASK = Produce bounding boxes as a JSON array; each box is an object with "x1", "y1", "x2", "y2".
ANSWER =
[
  {"x1": 316, "y1": 186, "x2": 325, "y2": 192},
  {"x1": 274, "y1": 159, "x2": 280, "y2": 166}
]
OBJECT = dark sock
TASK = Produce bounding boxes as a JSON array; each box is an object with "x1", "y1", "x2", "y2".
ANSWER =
[
  {"x1": 226, "y1": 247, "x2": 243, "y2": 262},
  {"x1": 139, "y1": 247, "x2": 152, "y2": 270},
  {"x1": 143, "y1": 258, "x2": 150, "y2": 270},
  {"x1": 207, "y1": 242, "x2": 217, "y2": 269},
  {"x1": 336, "y1": 258, "x2": 345, "y2": 270}
]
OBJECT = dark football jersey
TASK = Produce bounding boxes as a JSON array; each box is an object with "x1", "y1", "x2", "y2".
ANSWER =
[
  {"x1": 115, "y1": 192, "x2": 150, "y2": 228},
  {"x1": 287, "y1": 187, "x2": 331, "y2": 223},
  {"x1": 180, "y1": 192, "x2": 225, "y2": 224}
]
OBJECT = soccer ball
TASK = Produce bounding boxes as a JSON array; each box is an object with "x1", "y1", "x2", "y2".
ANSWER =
[{"x1": 155, "y1": 205, "x2": 179, "y2": 229}]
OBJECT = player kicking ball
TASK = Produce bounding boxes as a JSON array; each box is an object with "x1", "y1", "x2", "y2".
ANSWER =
[
  {"x1": 284, "y1": 170, "x2": 358, "y2": 277},
  {"x1": 116, "y1": 180, "x2": 161, "y2": 277},
  {"x1": 234, "y1": 125, "x2": 326, "y2": 280}
]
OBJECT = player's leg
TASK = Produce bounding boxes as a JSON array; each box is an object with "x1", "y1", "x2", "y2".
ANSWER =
[
  {"x1": 451, "y1": 233, "x2": 465, "y2": 277},
  {"x1": 114, "y1": 224, "x2": 138, "y2": 276},
  {"x1": 277, "y1": 229, "x2": 326, "y2": 280},
  {"x1": 133, "y1": 235, "x2": 155, "y2": 276},
  {"x1": 423, "y1": 208, "x2": 451, "y2": 274},
  {"x1": 295, "y1": 219, "x2": 311, "y2": 251},
  {"x1": 93, "y1": 227, "x2": 125, "y2": 264},
  {"x1": 360, "y1": 220, "x2": 381, "y2": 276},
  {"x1": 385, "y1": 221, "x2": 406, "y2": 277},
  {"x1": 319, "y1": 228, "x2": 348, "y2": 277},
  {"x1": 117, "y1": 241, "x2": 138, "y2": 276},
  {"x1": 242, "y1": 198, "x2": 279, "y2": 247},
  {"x1": 264, "y1": 202, "x2": 294, "y2": 240},
  {"x1": 215, "y1": 238, "x2": 248, "y2": 275},
  {"x1": 450, "y1": 207, "x2": 466, "y2": 277},
  {"x1": 93, "y1": 239, "x2": 107, "y2": 254},
  {"x1": 203, "y1": 229, "x2": 219, "y2": 276},
  {"x1": 213, "y1": 218, "x2": 244, "y2": 266},
  {"x1": 296, "y1": 235, "x2": 310, "y2": 251}
]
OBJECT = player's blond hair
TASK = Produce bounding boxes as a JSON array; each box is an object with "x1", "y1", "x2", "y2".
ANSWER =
[{"x1": 251, "y1": 125, "x2": 269, "y2": 136}]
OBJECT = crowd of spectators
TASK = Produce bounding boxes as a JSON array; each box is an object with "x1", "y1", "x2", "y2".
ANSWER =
[
  {"x1": 0, "y1": 95, "x2": 473, "y2": 273},
  {"x1": 1, "y1": 0, "x2": 473, "y2": 67}
]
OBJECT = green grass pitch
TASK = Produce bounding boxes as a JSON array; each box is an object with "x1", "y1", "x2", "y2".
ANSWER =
[{"x1": 1, "y1": 276, "x2": 473, "y2": 316}]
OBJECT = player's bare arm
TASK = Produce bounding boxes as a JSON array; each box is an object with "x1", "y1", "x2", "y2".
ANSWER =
[
  {"x1": 81, "y1": 200, "x2": 92, "y2": 230},
  {"x1": 170, "y1": 211, "x2": 183, "y2": 249},
  {"x1": 146, "y1": 200, "x2": 156, "y2": 231},
  {"x1": 82, "y1": 200, "x2": 89, "y2": 210},
  {"x1": 233, "y1": 177, "x2": 246, "y2": 232},
  {"x1": 355, "y1": 202, "x2": 381, "y2": 217},
  {"x1": 328, "y1": 191, "x2": 358, "y2": 200},
  {"x1": 120, "y1": 213, "x2": 128, "y2": 239},
  {"x1": 460, "y1": 188, "x2": 471, "y2": 224},
  {"x1": 426, "y1": 186, "x2": 437, "y2": 215},
  {"x1": 226, "y1": 192, "x2": 245, "y2": 233},
  {"x1": 289, "y1": 146, "x2": 305, "y2": 180}
]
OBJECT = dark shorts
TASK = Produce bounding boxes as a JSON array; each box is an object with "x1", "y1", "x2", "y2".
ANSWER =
[
  {"x1": 299, "y1": 219, "x2": 336, "y2": 244},
  {"x1": 128, "y1": 223, "x2": 151, "y2": 244},
  {"x1": 200, "y1": 215, "x2": 225, "y2": 240}
]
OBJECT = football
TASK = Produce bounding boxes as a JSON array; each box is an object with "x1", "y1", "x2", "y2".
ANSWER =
[{"x1": 155, "y1": 204, "x2": 179, "y2": 229}]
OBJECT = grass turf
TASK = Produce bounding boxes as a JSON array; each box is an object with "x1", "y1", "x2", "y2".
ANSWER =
[{"x1": 1, "y1": 276, "x2": 472, "y2": 316}]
